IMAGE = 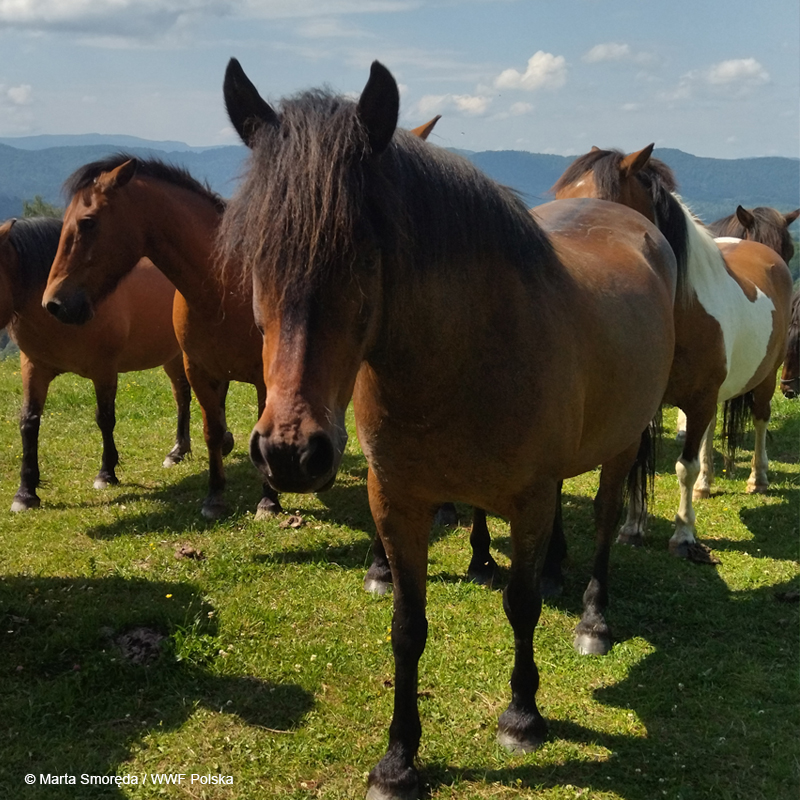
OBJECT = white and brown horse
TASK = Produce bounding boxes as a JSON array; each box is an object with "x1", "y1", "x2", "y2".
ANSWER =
[{"x1": 553, "y1": 147, "x2": 793, "y2": 559}]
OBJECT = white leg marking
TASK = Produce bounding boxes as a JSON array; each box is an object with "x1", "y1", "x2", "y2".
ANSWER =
[
  {"x1": 693, "y1": 416, "x2": 716, "y2": 499},
  {"x1": 746, "y1": 417, "x2": 770, "y2": 494},
  {"x1": 672, "y1": 456, "x2": 701, "y2": 551}
]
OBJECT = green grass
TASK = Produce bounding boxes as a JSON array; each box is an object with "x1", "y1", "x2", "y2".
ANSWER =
[{"x1": 0, "y1": 357, "x2": 797, "y2": 799}]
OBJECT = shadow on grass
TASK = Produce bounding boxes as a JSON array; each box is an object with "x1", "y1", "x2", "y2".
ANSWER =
[{"x1": 0, "y1": 575, "x2": 314, "y2": 798}]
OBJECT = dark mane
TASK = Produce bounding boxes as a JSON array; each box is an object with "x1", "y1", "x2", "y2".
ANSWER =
[
  {"x1": 7, "y1": 216, "x2": 63, "y2": 296},
  {"x1": 217, "y1": 88, "x2": 556, "y2": 302},
  {"x1": 64, "y1": 153, "x2": 226, "y2": 213},
  {"x1": 788, "y1": 290, "x2": 800, "y2": 351},
  {"x1": 552, "y1": 148, "x2": 689, "y2": 297},
  {"x1": 709, "y1": 207, "x2": 795, "y2": 263}
]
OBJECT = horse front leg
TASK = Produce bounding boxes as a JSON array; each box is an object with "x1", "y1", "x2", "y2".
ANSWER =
[
  {"x1": 252, "y1": 380, "x2": 282, "y2": 519},
  {"x1": 92, "y1": 376, "x2": 119, "y2": 489},
  {"x1": 540, "y1": 480, "x2": 566, "y2": 598},
  {"x1": 11, "y1": 356, "x2": 54, "y2": 512},
  {"x1": 575, "y1": 439, "x2": 644, "y2": 655},
  {"x1": 161, "y1": 353, "x2": 192, "y2": 466},
  {"x1": 366, "y1": 469, "x2": 432, "y2": 800}
]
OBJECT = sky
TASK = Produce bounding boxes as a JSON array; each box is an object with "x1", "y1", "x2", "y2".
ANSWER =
[{"x1": 0, "y1": 0, "x2": 798, "y2": 159}]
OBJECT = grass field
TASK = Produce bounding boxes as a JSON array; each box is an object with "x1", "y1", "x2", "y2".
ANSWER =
[{"x1": 0, "y1": 356, "x2": 797, "y2": 799}]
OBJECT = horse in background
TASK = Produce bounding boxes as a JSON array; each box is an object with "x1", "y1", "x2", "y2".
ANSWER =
[
  {"x1": 0, "y1": 216, "x2": 191, "y2": 511},
  {"x1": 220, "y1": 58, "x2": 676, "y2": 798},
  {"x1": 708, "y1": 205, "x2": 799, "y2": 400},
  {"x1": 553, "y1": 147, "x2": 793, "y2": 560}
]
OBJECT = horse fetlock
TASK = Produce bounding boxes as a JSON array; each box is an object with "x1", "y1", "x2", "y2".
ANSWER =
[
  {"x1": 93, "y1": 472, "x2": 119, "y2": 490},
  {"x1": 467, "y1": 555, "x2": 499, "y2": 587},
  {"x1": 10, "y1": 491, "x2": 40, "y2": 512},
  {"x1": 221, "y1": 431, "x2": 235, "y2": 457},
  {"x1": 496, "y1": 707, "x2": 548, "y2": 753},
  {"x1": 162, "y1": 444, "x2": 190, "y2": 468},
  {"x1": 367, "y1": 754, "x2": 420, "y2": 800}
]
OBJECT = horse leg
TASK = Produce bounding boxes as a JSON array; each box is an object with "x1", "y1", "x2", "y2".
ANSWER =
[
  {"x1": 495, "y1": 479, "x2": 559, "y2": 752},
  {"x1": 746, "y1": 377, "x2": 775, "y2": 494},
  {"x1": 670, "y1": 406, "x2": 715, "y2": 558},
  {"x1": 617, "y1": 469, "x2": 648, "y2": 546},
  {"x1": 161, "y1": 353, "x2": 192, "y2": 466},
  {"x1": 366, "y1": 469, "x2": 432, "y2": 800},
  {"x1": 541, "y1": 480, "x2": 566, "y2": 598},
  {"x1": 467, "y1": 508, "x2": 500, "y2": 586},
  {"x1": 433, "y1": 502, "x2": 458, "y2": 526},
  {"x1": 574, "y1": 442, "x2": 640, "y2": 656},
  {"x1": 11, "y1": 356, "x2": 54, "y2": 512},
  {"x1": 692, "y1": 410, "x2": 716, "y2": 499},
  {"x1": 185, "y1": 360, "x2": 232, "y2": 519},
  {"x1": 92, "y1": 377, "x2": 119, "y2": 489},
  {"x1": 364, "y1": 532, "x2": 392, "y2": 595},
  {"x1": 252, "y1": 381, "x2": 282, "y2": 519},
  {"x1": 675, "y1": 408, "x2": 687, "y2": 443}
]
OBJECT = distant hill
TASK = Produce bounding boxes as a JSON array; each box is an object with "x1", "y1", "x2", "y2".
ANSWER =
[{"x1": 0, "y1": 136, "x2": 796, "y2": 226}]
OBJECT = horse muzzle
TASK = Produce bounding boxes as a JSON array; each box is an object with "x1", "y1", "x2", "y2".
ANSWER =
[
  {"x1": 249, "y1": 427, "x2": 342, "y2": 494},
  {"x1": 42, "y1": 287, "x2": 95, "y2": 325}
]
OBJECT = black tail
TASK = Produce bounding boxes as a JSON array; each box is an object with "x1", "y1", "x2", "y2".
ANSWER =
[
  {"x1": 623, "y1": 407, "x2": 662, "y2": 523},
  {"x1": 721, "y1": 392, "x2": 754, "y2": 471}
]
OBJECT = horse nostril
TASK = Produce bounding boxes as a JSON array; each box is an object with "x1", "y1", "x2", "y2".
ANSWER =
[
  {"x1": 44, "y1": 299, "x2": 63, "y2": 319},
  {"x1": 301, "y1": 432, "x2": 335, "y2": 482}
]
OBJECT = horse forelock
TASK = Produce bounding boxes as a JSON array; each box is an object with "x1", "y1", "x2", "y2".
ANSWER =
[
  {"x1": 64, "y1": 153, "x2": 226, "y2": 213},
  {"x1": 6, "y1": 217, "x2": 62, "y2": 297},
  {"x1": 217, "y1": 87, "x2": 556, "y2": 304}
]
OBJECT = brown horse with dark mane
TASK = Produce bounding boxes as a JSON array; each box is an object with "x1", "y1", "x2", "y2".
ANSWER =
[
  {"x1": 708, "y1": 205, "x2": 799, "y2": 399},
  {"x1": 219, "y1": 59, "x2": 677, "y2": 799},
  {"x1": 43, "y1": 120, "x2": 442, "y2": 523},
  {"x1": 553, "y1": 147, "x2": 793, "y2": 559},
  {"x1": 0, "y1": 216, "x2": 190, "y2": 511}
]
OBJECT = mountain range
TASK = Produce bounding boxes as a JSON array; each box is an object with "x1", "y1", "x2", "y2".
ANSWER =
[{"x1": 0, "y1": 134, "x2": 797, "y2": 227}]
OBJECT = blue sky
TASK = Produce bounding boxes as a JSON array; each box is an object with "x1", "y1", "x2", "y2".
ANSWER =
[{"x1": 0, "y1": 0, "x2": 797, "y2": 158}]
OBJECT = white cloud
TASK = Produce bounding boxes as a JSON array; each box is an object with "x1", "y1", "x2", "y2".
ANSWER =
[
  {"x1": 509, "y1": 101, "x2": 533, "y2": 116},
  {"x1": 494, "y1": 51, "x2": 567, "y2": 92},
  {"x1": 706, "y1": 58, "x2": 769, "y2": 86},
  {"x1": 7, "y1": 84, "x2": 33, "y2": 105},
  {"x1": 583, "y1": 43, "x2": 631, "y2": 63},
  {"x1": 416, "y1": 93, "x2": 492, "y2": 118}
]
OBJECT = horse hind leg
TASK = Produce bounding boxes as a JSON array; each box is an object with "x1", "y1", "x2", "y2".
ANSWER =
[
  {"x1": 746, "y1": 378, "x2": 775, "y2": 494},
  {"x1": 467, "y1": 508, "x2": 500, "y2": 586},
  {"x1": 92, "y1": 377, "x2": 120, "y2": 489},
  {"x1": 161, "y1": 354, "x2": 192, "y2": 466},
  {"x1": 11, "y1": 357, "x2": 54, "y2": 512}
]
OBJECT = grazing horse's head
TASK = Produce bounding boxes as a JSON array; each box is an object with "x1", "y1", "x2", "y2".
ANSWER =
[
  {"x1": 43, "y1": 157, "x2": 146, "y2": 325},
  {"x1": 220, "y1": 58, "x2": 400, "y2": 493}
]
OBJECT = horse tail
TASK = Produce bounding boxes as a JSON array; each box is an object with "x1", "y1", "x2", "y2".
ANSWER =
[
  {"x1": 623, "y1": 407, "x2": 662, "y2": 518},
  {"x1": 721, "y1": 392, "x2": 754, "y2": 471}
]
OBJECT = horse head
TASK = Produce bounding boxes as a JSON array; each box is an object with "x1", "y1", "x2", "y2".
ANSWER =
[
  {"x1": 221, "y1": 59, "x2": 399, "y2": 493},
  {"x1": 43, "y1": 158, "x2": 141, "y2": 325}
]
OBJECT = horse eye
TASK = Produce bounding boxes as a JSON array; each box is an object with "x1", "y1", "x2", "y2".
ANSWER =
[{"x1": 78, "y1": 217, "x2": 96, "y2": 233}]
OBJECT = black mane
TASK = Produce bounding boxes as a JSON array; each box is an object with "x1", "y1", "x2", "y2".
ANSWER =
[
  {"x1": 7, "y1": 216, "x2": 63, "y2": 296},
  {"x1": 218, "y1": 88, "x2": 557, "y2": 303},
  {"x1": 64, "y1": 153, "x2": 226, "y2": 213}
]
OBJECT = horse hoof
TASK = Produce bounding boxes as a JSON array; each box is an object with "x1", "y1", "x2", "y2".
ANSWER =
[
  {"x1": 434, "y1": 502, "x2": 458, "y2": 527},
  {"x1": 255, "y1": 498, "x2": 283, "y2": 519},
  {"x1": 162, "y1": 454, "x2": 182, "y2": 467},
  {"x1": 10, "y1": 495, "x2": 39, "y2": 513},
  {"x1": 746, "y1": 483, "x2": 768, "y2": 495},
  {"x1": 692, "y1": 487, "x2": 710, "y2": 500},
  {"x1": 364, "y1": 575, "x2": 392, "y2": 595},
  {"x1": 222, "y1": 431, "x2": 235, "y2": 457},
  {"x1": 366, "y1": 781, "x2": 418, "y2": 800},
  {"x1": 496, "y1": 727, "x2": 545, "y2": 753},
  {"x1": 201, "y1": 501, "x2": 226, "y2": 520},
  {"x1": 574, "y1": 631, "x2": 612, "y2": 656},
  {"x1": 617, "y1": 531, "x2": 644, "y2": 547},
  {"x1": 467, "y1": 560, "x2": 499, "y2": 588},
  {"x1": 93, "y1": 476, "x2": 117, "y2": 490}
]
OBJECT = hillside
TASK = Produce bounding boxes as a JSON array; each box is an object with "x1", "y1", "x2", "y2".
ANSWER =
[{"x1": 0, "y1": 135, "x2": 797, "y2": 226}]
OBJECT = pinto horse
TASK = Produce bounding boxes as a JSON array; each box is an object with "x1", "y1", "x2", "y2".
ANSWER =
[
  {"x1": 0, "y1": 216, "x2": 191, "y2": 511},
  {"x1": 708, "y1": 205, "x2": 799, "y2": 400},
  {"x1": 42, "y1": 121, "x2": 444, "y2": 532},
  {"x1": 553, "y1": 147, "x2": 793, "y2": 558},
  {"x1": 219, "y1": 59, "x2": 677, "y2": 799}
]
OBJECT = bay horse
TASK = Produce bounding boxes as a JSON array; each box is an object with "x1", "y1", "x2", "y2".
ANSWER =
[
  {"x1": 708, "y1": 205, "x2": 799, "y2": 399},
  {"x1": 41, "y1": 121, "x2": 445, "y2": 537},
  {"x1": 0, "y1": 216, "x2": 191, "y2": 512},
  {"x1": 220, "y1": 59, "x2": 677, "y2": 798},
  {"x1": 553, "y1": 147, "x2": 793, "y2": 558}
]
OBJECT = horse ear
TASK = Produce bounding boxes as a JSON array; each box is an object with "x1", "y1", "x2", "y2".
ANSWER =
[
  {"x1": 410, "y1": 115, "x2": 441, "y2": 141},
  {"x1": 358, "y1": 61, "x2": 399, "y2": 156},
  {"x1": 223, "y1": 58, "x2": 279, "y2": 148},
  {"x1": 620, "y1": 144, "x2": 654, "y2": 178},
  {"x1": 736, "y1": 205, "x2": 756, "y2": 231},
  {"x1": 784, "y1": 209, "x2": 800, "y2": 227},
  {"x1": 0, "y1": 218, "x2": 16, "y2": 244},
  {"x1": 109, "y1": 159, "x2": 138, "y2": 189},
  {"x1": 590, "y1": 145, "x2": 601, "y2": 153}
]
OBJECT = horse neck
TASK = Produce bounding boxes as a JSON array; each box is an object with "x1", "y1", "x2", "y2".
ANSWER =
[{"x1": 130, "y1": 178, "x2": 228, "y2": 314}]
